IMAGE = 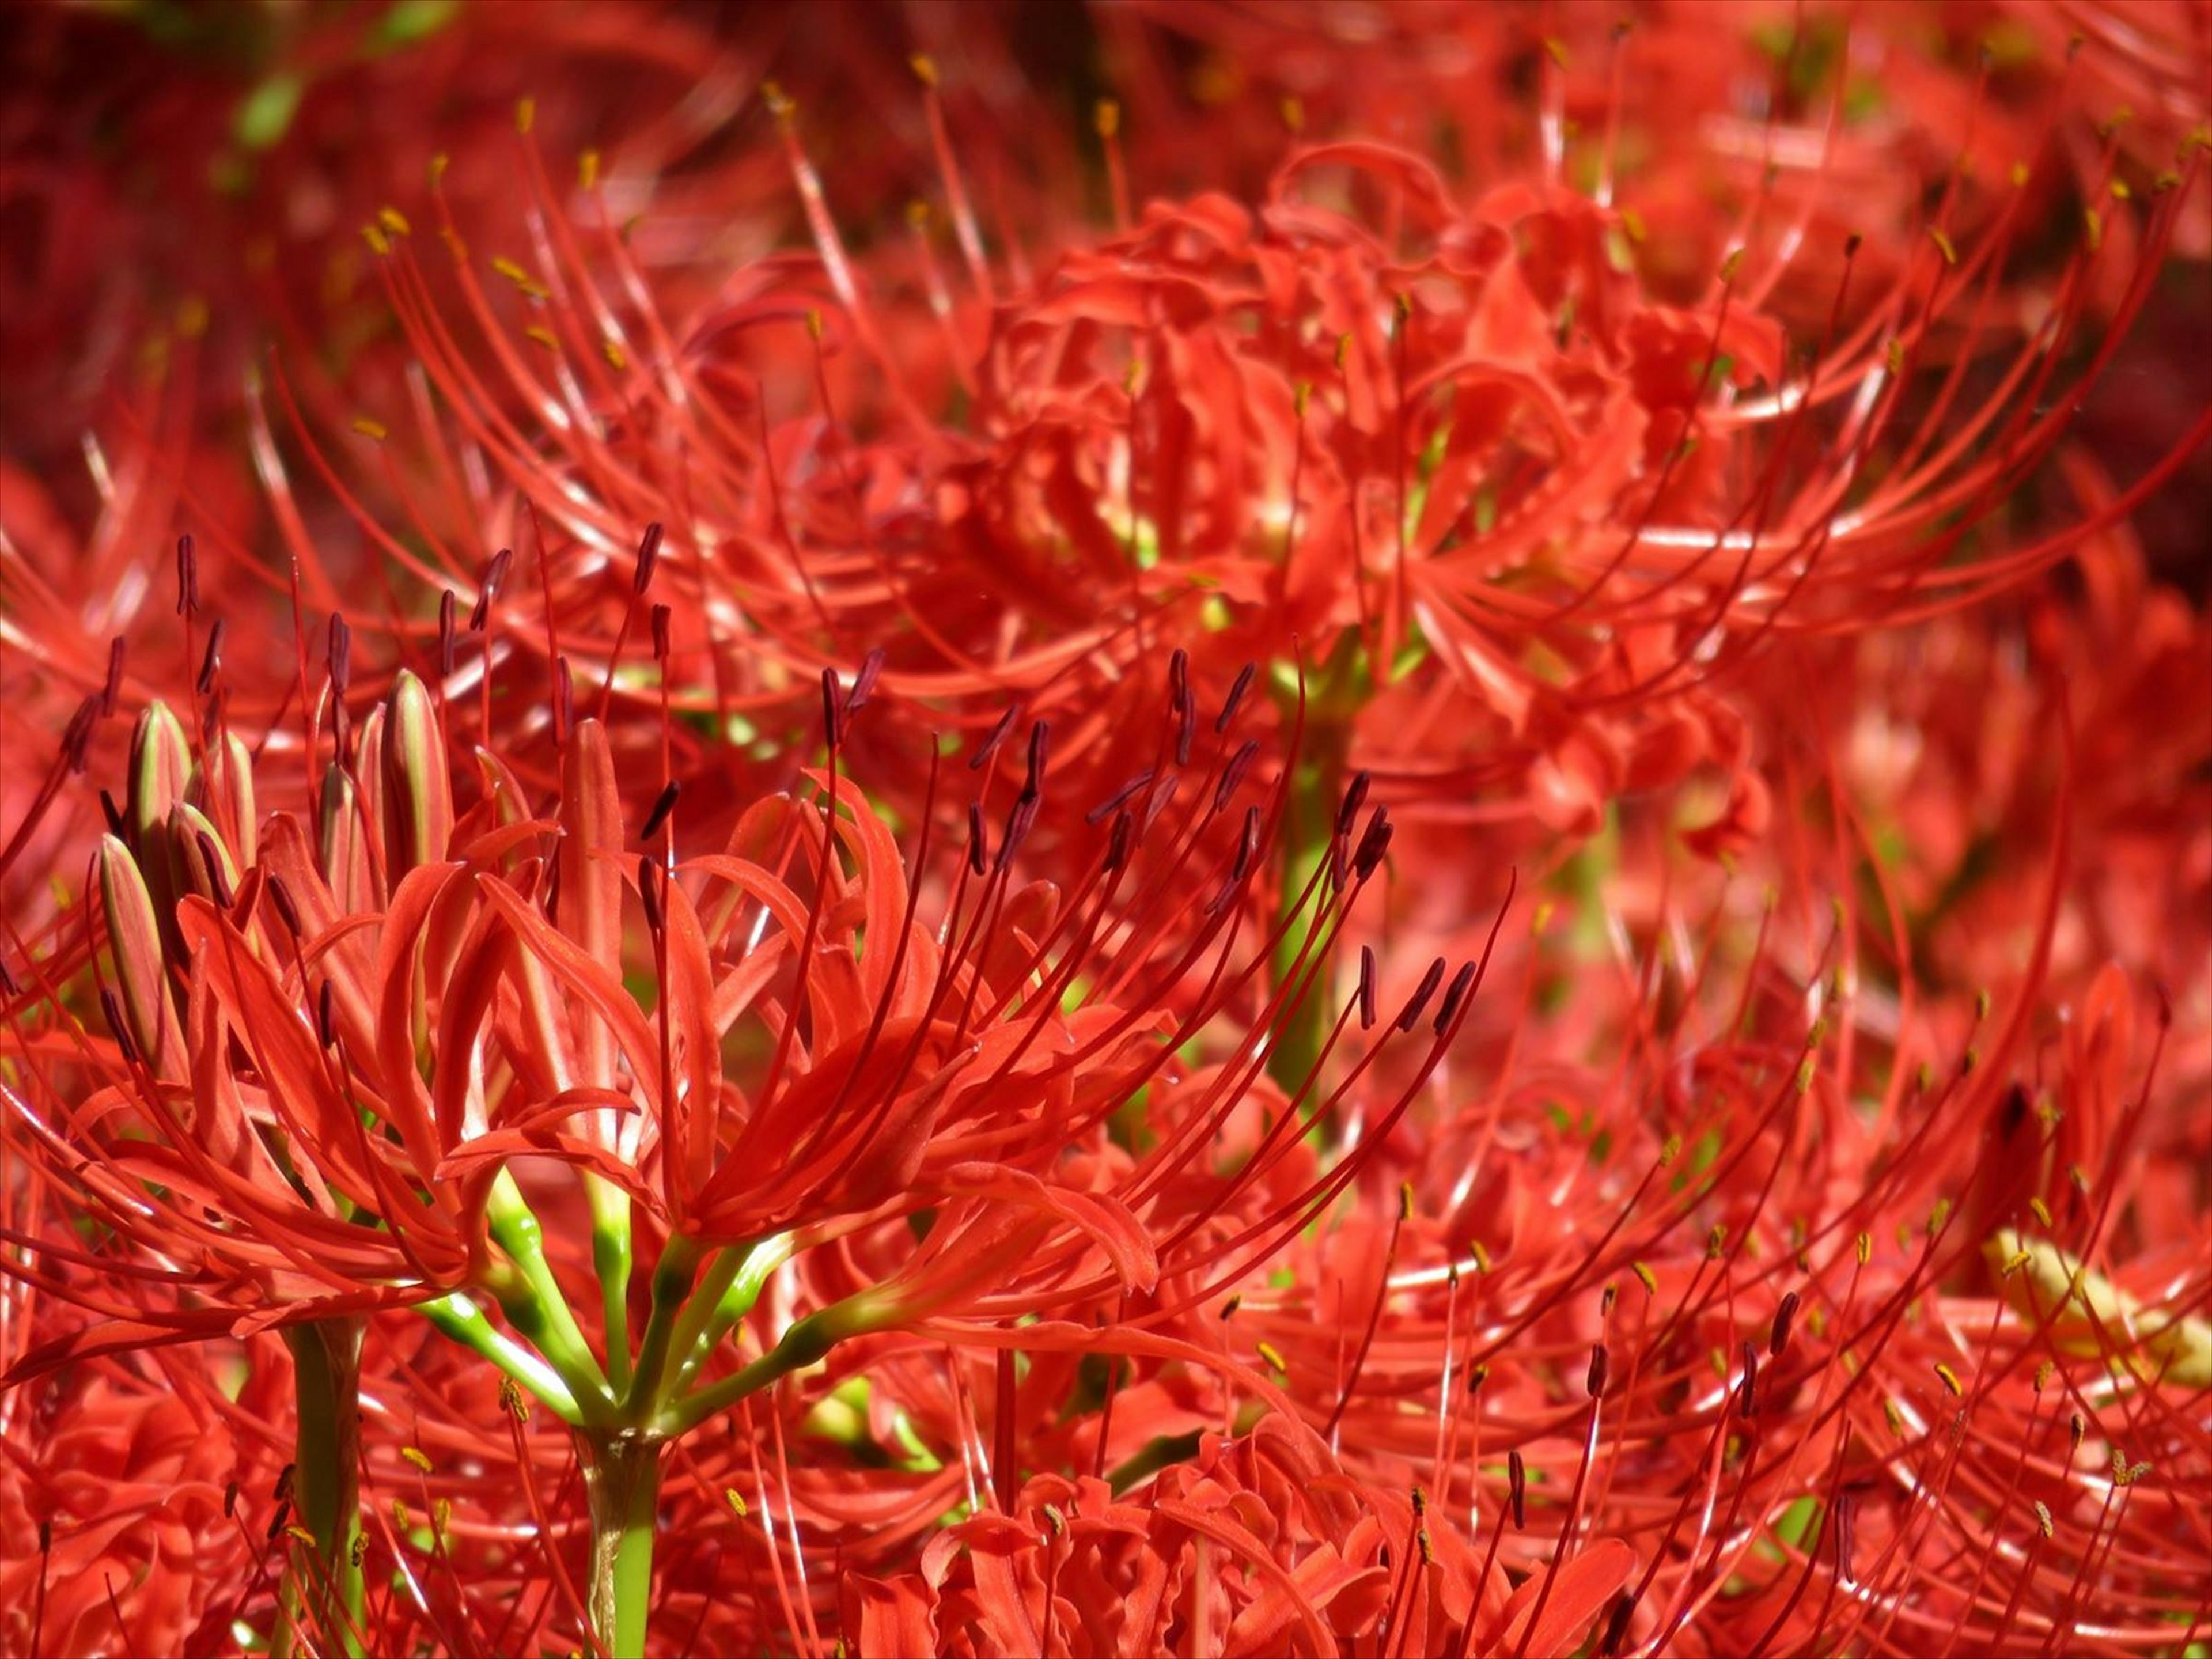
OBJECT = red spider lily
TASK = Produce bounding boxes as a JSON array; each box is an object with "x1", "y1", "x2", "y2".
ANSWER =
[
  {"x1": 236, "y1": 48, "x2": 2206, "y2": 882},
  {"x1": 839, "y1": 1411, "x2": 1638, "y2": 1658},
  {"x1": 3, "y1": 594, "x2": 1474, "y2": 1649},
  {"x1": 6, "y1": 6, "x2": 2211, "y2": 1656}
]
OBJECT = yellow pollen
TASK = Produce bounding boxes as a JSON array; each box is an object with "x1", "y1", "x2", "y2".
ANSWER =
[{"x1": 351, "y1": 416, "x2": 388, "y2": 441}]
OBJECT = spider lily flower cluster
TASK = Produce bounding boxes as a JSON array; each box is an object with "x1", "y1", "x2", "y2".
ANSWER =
[{"x1": 3, "y1": 4, "x2": 2210, "y2": 1657}]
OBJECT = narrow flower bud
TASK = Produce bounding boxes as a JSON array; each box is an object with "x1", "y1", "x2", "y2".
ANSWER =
[
  {"x1": 92, "y1": 836, "x2": 180, "y2": 1076},
  {"x1": 129, "y1": 703, "x2": 192, "y2": 858},
  {"x1": 381, "y1": 670, "x2": 453, "y2": 880}
]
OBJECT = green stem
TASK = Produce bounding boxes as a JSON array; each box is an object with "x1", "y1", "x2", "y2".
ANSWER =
[
  {"x1": 582, "y1": 1432, "x2": 663, "y2": 1659},
  {"x1": 1267, "y1": 719, "x2": 1349, "y2": 1102},
  {"x1": 657, "y1": 1306, "x2": 843, "y2": 1439},
  {"x1": 588, "y1": 1175, "x2": 634, "y2": 1394},
  {"x1": 419, "y1": 1290, "x2": 585, "y2": 1427},
  {"x1": 670, "y1": 1233, "x2": 794, "y2": 1394},
  {"x1": 278, "y1": 1318, "x2": 365, "y2": 1659},
  {"x1": 622, "y1": 1234, "x2": 700, "y2": 1422},
  {"x1": 486, "y1": 1169, "x2": 616, "y2": 1423}
]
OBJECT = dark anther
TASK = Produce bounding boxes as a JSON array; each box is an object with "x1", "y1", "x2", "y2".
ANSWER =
[
  {"x1": 1215, "y1": 661, "x2": 1256, "y2": 733},
  {"x1": 438, "y1": 590, "x2": 458, "y2": 679},
  {"x1": 471, "y1": 548, "x2": 513, "y2": 631},
  {"x1": 175, "y1": 532, "x2": 199, "y2": 616},
  {"x1": 1352, "y1": 805, "x2": 1393, "y2": 880},
  {"x1": 1396, "y1": 956, "x2": 1445, "y2": 1032},
  {"x1": 1433, "y1": 960, "x2": 1476, "y2": 1035},
  {"x1": 1770, "y1": 1291, "x2": 1800, "y2": 1358},
  {"x1": 267, "y1": 874, "x2": 303, "y2": 940},
  {"x1": 196, "y1": 831, "x2": 234, "y2": 911},
  {"x1": 327, "y1": 614, "x2": 352, "y2": 696},
  {"x1": 1104, "y1": 810, "x2": 1133, "y2": 872},
  {"x1": 1024, "y1": 719, "x2": 1051, "y2": 793},
  {"x1": 63, "y1": 695, "x2": 100, "y2": 774},
  {"x1": 638, "y1": 856, "x2": 664, "y2": 934},
  {"x1": 634, "y1": 521, "x2": 664, "y2": 594},
  {"x1": 996, "y1": 790, "x2": 1039, "y2": 873},
  {"x1": 1508, "y1": 1450, "x2": 1527, "y2": 1529},
  {"x1": 197, "y1": 618, "x2": 226, "y2": 696},
  {"x1": 967, "y1": 803, "x2": 988, "y2": 876},
  {"x1": 99, "y1": 988, "x2": 138, "y2": 1065},
  {"x1": 969, "y1": 703, "x2": 1018, "y2": 771},
  {"x1": 102, "y1": 637, "x2": 126, "y2": 716},
  {"x1": 1213, "y1": 740, "x2": 1257, "y2": 813},
  {"x1": 1335, "y1": 770, "x2": 1371, "y2": 838},
  {"x1": 641, "y1": 781, "x2": 680, "y2": 843},
  {"x1": 1358, "y1": 945, "x2": 1377, "y2": 1030},
  {"x1": 1599, "y1": 1592, "x2": 1637, "y2": 1657},
  {"x1": 846, "y1": 647, "x2": 885, "y2": 716},
  {"x1": 1087, "y1": 770, "x2": 1153, "y2": 826}
]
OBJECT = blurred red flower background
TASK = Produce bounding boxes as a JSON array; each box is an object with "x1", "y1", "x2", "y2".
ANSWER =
[{"x1": 2, "y1": 3, "x2": 2207, "y2": 1656}]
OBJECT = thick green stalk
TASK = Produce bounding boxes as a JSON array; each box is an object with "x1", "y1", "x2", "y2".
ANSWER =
[
  {"x1": 486, "y1": 1169, "x2": 616, "y2": 1422},
  {"x1": 670, "y1": 1233, "x2": 794, "y2": 1393},
  {"x1": 622, "y1": 1234, "x2": 700, "y2": 1422},
  {"x1": 589, "y1": 1175, "x2": 635, "y2": 1394},
  {"x1": 278, "y1": 1319, "x2": 365, "y2": 1659},
  {"x1": 582, "y1": 1432, "x2": 663, "y2": 1659},
  {"x1": 419, "y1": 1290, "x2": 585, "y2": 1426},
  {"x1": 1266, "y1": 720, "x2": 1349, "y2": 1103},
  {"x1": 658, "y1": 1306, "x2": 846, "y2": 1439}
]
